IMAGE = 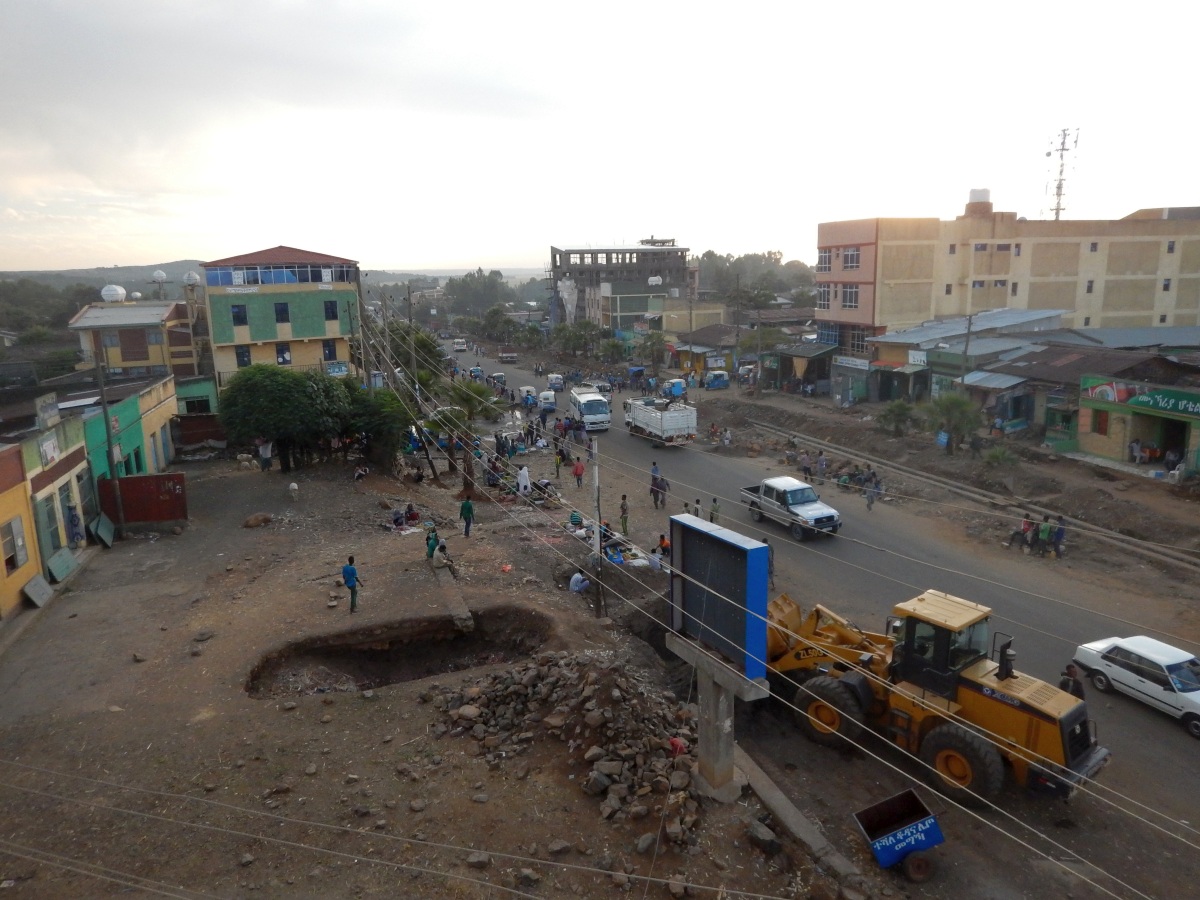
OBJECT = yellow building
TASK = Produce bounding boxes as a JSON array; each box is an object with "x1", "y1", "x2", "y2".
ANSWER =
[
  {"x1": 0, "y1": 444, "x2": 41, "y2": 619},
  {"x1": 137, "y1": 377, "x2": 178, "y2": 473},
  {"x1": 814, "y1": 193, "x2": 1200, "y2": 356},
  {"x1": 202, "y1": 246, "x2": 361, "y2": 387},
  {"x1": 69, "y1": 301, "x2": 199, "y2": 378}
]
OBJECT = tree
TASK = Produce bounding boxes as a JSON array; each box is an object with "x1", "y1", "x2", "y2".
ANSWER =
[
  {"x1": 925, "y1": 392, "x2": 979, "y2": 455},
  {"x1": 383, "y1": 321, "x2": 445, "y2": 390},
  {"x1": 639, "y1": 331, "x2": 667, "y2": 376},
  {"x1": 738, "y1": 326, "x2": 786, "y2": 355},
  {"x1": 598, "y1": 338, "x2": 625, "y2": 364},
  {"x1": 481, "y1": 305, "x2": 519, "y2": 342},
  {"x1": 297, "y1": 371, "x2": 352, "y2": 455},
  {"x1": 876, "y1": 400, "x2": 916, "y2": 438},
  {"x1": 220, "y1": 365, "x2": 310, "y2": 445},
  {"x1": 572, "y1": 321, "x2": 601, "y2": 358},
  {"x1": 516, "y1": 323, "x2": 545, "y2": 352},
  {"x1": 444, "y1": 268, "x2": 518, "y2": 318}
]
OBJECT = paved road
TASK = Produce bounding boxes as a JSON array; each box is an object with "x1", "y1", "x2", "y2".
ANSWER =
[{"x1": 491, "y1": 356, "x2": 1199, "y2": 898}]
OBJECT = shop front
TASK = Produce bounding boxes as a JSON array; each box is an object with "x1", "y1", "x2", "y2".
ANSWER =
[
  {"x1": 831, "y1": 355, "x2": 870, "y2": 407},
  {"x1": 1078, "y1": 376, "x2": 1200, "y2": 474}
]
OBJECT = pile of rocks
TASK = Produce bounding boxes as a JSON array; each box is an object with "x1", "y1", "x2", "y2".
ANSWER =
[{"x1": 428, "y1": 650, "x2": 705, "y2": 845}]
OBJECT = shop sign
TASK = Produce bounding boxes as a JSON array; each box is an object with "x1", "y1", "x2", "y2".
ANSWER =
[
  {"x1": 706, "y1": 355, "x2": 727, "y2": 367},
  {"x1": 1083, "y1": 377, "x2": 1200, "y2": 417},
  {"x1": 761, "y1": 353, "x2": 779, "y2": 368},
  {"x1": 908, "y1": 350, "x2": 927, "y2": 366},
  {"x1": 833, "y1": 355, "x2": 870, "y2": 370}
]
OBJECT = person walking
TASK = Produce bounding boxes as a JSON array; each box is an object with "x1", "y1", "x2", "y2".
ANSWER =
[
  {"x1": 459, "y1": 494, "x2": 474, "y2": 538},
  {"x1": 426, "y1": 528, "x2": 440, "y2": 559},
  {"x1": 816, "y1": 450, "x2": 828, "y2": 484},
  {"x1": 764, "y1": 538, "x2": 775, "y2": 590},
  {"x1": 799, "y1": 450, "x2": 812, "y2": 480},
  {"x1": 554, "y1": 451, "x2": 562, "y2": 481},
  {"x1": 257, "y1": 439, "x2": 274, "y2": 472},
  {"x1": 651, "y1": 461, "x2": 660, "y2": 479},
  {"x1": 342, "y1": 555, "x2": 364, "y2": 613},
  {"x1": 709, "y1": 497, "x2": 721, "y2": 524},
  {"x1": 572, "y1": 456, "x2": 586, "y2": 489},
  {"x1": 587, "y1": 438, "x2": 595, "y2": 462},
  {"x1": 619, "y1": 494, "x2": 629, "y2": 536},
  {"x1": 865, "y1": 475, "x2": 882, "y2": 512},
  {"x1": 1059, "y1": 663, "x2": 1086, "y2": 699}
]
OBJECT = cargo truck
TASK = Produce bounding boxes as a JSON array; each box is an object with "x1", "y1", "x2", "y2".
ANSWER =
[{"x1": 623, "y1": 398, "x2": 697, "y2": 446}]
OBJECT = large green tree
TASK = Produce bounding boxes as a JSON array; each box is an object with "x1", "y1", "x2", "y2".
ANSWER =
[
  {"x1": 925, "y1": 392, "x2": 980, "y2": 456},
  {"x1": 219, "y1": 365, "x2": 311, "y2": 445},
  {"x1": 444, "y1": 269, "x2": 518, "y2": 318}
]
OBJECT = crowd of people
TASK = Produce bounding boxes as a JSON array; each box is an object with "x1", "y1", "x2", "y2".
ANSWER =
[{"x1": 1003, "y1": 512, "x2": 1069, "y2": 559}]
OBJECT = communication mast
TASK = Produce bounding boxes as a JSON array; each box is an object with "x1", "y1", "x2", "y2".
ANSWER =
[{"x1": 1046, "y1": 128, "x2": 1079, "y2": 221}]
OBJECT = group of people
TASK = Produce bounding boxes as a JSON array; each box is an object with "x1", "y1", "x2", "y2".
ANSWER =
[{"x1": 1004, "y1": 512, "x2": 1068, "y2": 558}]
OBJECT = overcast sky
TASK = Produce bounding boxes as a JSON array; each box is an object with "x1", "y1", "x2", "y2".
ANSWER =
[{"x1": 2, "y1": 1, "x2": 1195, "y2": 273}]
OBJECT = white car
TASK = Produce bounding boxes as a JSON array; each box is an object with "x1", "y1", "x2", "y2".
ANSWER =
[{"x1": 1073, "y1": 636, "x2": 1200, "y2": 738}]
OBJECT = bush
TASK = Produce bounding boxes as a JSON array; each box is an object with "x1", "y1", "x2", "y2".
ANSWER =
[
  {"x1": 17, "y1": 326, "x2": 53, "y2": 345},
  {"x1": 984, "y1": 447, "x2": 1019, "y2": 467},
  {"x1": 876, "y1": 400, "x2": 915, "y2": 437}
]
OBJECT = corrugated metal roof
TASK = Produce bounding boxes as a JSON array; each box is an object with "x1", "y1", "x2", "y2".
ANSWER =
[
  {"x1": 202, "y1": 245, "x2": 358, "y2": 267},
  {"x1": 1018, "y1": 326, "x2": 1200, "y2": 350},
  {"x1": 68, "y1": 302, "x2": 177, "y2": 330},
  {"x1": 961, "y1": 371, "x2": 1026, "y2": 389},
  {"x1": 870, "y1": 308, "x2": 1068, "y2": 346},
  {"x1": 986, "y1": 345, "x2": 1161, "y2": 381}
]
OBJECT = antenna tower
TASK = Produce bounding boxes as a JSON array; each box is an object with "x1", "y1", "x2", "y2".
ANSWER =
[{"x1": 1046, "y1": 128, "x2": 1079, "y2": 220}]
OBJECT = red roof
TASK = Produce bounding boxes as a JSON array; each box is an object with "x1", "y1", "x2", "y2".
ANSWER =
[{"x1": 201, "y1": 245, "x2": 358, "y2": 267}]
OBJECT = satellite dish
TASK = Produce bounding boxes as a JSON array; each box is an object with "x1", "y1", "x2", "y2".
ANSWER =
[
  {"x1": 152, "y1": 270, "x2": 167, "y2": 283},
  {"x1": 100, "y1": 285, "x2": 127, "y2": 303},
  {"x1": 130, "y1": 291, "x2": 142, "y2": 301},
  {"x1": 184, "y1": 271, "x2": 200, "y2": 286}
]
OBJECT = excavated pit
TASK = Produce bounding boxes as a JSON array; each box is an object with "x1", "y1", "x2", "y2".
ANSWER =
[{"x1": 246, "y1": 605, "x2": 552, "y2": 698}]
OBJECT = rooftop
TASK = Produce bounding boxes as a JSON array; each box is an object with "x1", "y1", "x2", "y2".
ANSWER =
[
  {"x1": 68, "y1": 301, "x2": 183, "y2": 330},
  {"x1": 1014, "y1": 326, "x2": 1200, "y2": 351},
  {"x1": 983, "y1": 345, "x2": 1162, "y2": 382},
  {"x1": 869, "y1": 308, "x2": 1067, "y2": 348},
  {"x1": 202, "y1": 245, "x2": 358, "y2": 267}
]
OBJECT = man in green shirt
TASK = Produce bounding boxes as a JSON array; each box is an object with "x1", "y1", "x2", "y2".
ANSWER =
[{"x1": 460, "y1": 495, "x2": 475, "y2": 538}]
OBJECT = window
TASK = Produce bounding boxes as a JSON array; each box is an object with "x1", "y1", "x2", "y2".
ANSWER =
[
  {"x1": 974, "y1": 243, "x2": 988, "y2": 252},
  {"x1": 848, "y1": 328, "x2": 868, "y2": 354},
  {"x1": 1089, "y1": 242, "x2": 1098, "y2": 252},
  {"x1": 1011, "y1": 282, "x2": 1018, "y2": 297},
  {"x1": 816, "y1": 249, "x2": 832, "y2": 273},
  {"x1": 583, "y1": 253, "x2": 592, "y2": 265},
  {"x1": 146, "y1": 330, "x2": 164, "y2": 344},
  {"x1": 183, "y1": 397, "x2": 212, "y2": 414},
  {"x1": 597, "y1": 253, "x2": 607, "y2": 265},
  {"x1": 971, "y1": 280, "x2": 986, "y2": 288},
  {"x1": 1168, "y1": 240, "x2": 1176, "y2": 254},
  {"x1": 1014, "y1": 243, "x2": 1022, "y2": 257},
  {"x1": 275, "y1": 302, "x2": 290, "y2": 324},
  {"x1": 234, "y1": 345, "x2": 251, "y2": 368},
  {"x1": 816, "y1": 284, "x2": 831, "y2": 310},
  {"x1": 569, "y1": 253, "x2": 581, "y2": 265},
  {"x1": 231, "y1": 304, "x2": 248, "y2": 326},
  {"x1": 993, "y1": 280, "x2": 1007, "y2": 288},
  {"x1": 996, "y1": 243, "x2": 1011, "y2": 252},
  {"x1": 944, "y1": 284, "x2": 952, "y2": 296},
  {"x1": 101, "y1": 332, "x2": 120, "y2": 347},
  {"x1": 276, "y1": 343, "x2": 291, "y2": 365},
  {"x1": 1163, "y1": 278, "x2": 1172, "y2": 292},
  {"x1": 1092, "y1": 409, "x2": 1109, "y2": 436},
  {"x1": 948, "y1": 244, "x2": 956, "y2": 255},
  {"x1": 1160, "y1": 314, "x2": 1168, "y2": 324},
  {"x1": 843, "y1": 247, "x2": 860, "y2": 270},
  {"x1": 322, "y1": 339, "x2": 337, "y2": 361},
  {"x1": 1, "y1": 517, "x2": 28, "y2": 574},
  {"x1": 1083, "y1": 316, "x2": 1091, "y2": 326},
  {"x1": 842, "y1": 284, "x2": 859, "y2": 309},
  {"x1": 324, "y1": 300, "x2": 339, "y2": 321},
  {"x1": 1086, "y1": 280, "x2": 1094, "y2": 294}
]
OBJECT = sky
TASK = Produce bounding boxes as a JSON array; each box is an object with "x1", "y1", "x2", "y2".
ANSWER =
[{"x1": 2, "y1": 1, "x2": 1198, "y2": 273}]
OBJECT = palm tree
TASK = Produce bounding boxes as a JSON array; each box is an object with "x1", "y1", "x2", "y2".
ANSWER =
[{"x1": 639, "y1": 332, "x2": 667, "y2": 376}]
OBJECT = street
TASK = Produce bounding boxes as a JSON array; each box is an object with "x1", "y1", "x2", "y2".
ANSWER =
[{"x1": 494, "y1": 354, "x2": 1200, "y2": 898}]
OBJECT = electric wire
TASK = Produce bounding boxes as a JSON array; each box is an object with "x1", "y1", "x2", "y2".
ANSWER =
[{"x1": 390, "y1": 336, "x2": 1200, "y2": 845}]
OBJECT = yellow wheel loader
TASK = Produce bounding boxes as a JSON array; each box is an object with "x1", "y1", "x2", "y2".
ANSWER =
[{"x1": 765, "y1": 590, "x2": 1110, "y2": 806}]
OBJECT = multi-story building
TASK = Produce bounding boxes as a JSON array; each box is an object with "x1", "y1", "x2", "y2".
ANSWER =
[
  {"x1": 814, "y1": 192, "x2": 1200, "y2": 359},
  {"x1": 69, "y1": 301, "x2": 198, "y2": 378},
  {"x1": 549, "y1": 237, "x2": 697, "y2": 327},
  {"x1": 201, "y1": 246, "x2": 360, "y2": 386}
]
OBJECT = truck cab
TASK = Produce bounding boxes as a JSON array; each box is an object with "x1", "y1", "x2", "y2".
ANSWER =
[{"x1": 742, "y1": 475, "x2": 841, "y2": 540}]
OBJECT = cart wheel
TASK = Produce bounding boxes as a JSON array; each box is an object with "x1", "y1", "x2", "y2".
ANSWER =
[{"x1": 901, "y1": 851, "x2": 935, "y2": 883}]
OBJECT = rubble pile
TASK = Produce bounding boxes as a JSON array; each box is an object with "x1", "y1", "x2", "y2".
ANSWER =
[{"x1": 428, "y1": 650, "x2": 707, "y2": 844}]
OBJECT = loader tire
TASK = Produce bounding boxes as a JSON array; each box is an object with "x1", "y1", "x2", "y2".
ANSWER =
[
  {"x1": 795, "y1": 676, "x2": 865, "y2": 747},
  {"x1": 918, "y1": 723, "x2": 1004, "y2": 807}
]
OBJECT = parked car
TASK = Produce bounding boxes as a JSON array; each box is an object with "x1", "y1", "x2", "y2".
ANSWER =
[{"x1": 1073, "y1": 635, "x2": 1200, "y2": 738}]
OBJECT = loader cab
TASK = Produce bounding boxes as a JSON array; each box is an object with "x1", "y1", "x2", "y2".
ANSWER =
[{"x1": 889, "y1": 591, "x2": 991, "y2": 698}]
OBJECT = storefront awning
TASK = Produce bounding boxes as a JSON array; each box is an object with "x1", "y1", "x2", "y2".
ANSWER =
[
  {"x1": 959, "y1": 371, "x2": 1027, "y2": 389},
  {"x1": 779, "y1": 344, "x2": 836, "y2": 359}
]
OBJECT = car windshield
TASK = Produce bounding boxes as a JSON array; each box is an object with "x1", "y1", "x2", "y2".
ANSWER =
[
  {"x1": 581, "y1": 400, "x2": 608, "y2": 415},
  {"x1": 948, "y1": 620, "x2": 989, "y2": 668},
  {"x1": 785, "y1": 488, "x2": 818, "y2": 506},
  {"x1": 1167, "y1": 658, "x2": 1200, "y2": 692}
]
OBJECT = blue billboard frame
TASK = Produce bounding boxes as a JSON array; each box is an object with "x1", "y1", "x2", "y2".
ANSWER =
[{"x1": 667, "y1": 513, "x2": 768, "y2": 681}]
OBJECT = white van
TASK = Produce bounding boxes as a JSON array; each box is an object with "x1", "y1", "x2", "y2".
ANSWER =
[
  {"x1": 569, "y1": 389, "x2": 611, "y2": 431},
  {"x1": 547, "y1": 373, "x2": 565, "y2": 392},
  {"x1": 579, "y1": 380, "x2": 613, "y2": 397},
  {"x1": 452, "y1": 338, "x2": 469, "y2": 353}
]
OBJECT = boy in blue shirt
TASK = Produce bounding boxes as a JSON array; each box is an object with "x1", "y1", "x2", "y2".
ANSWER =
[{"x1": 342, "y1": 556, "x2": 364, "y2": 613}]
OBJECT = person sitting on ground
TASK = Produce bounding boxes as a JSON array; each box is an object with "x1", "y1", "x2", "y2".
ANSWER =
[
  {"x1": 569, "y1": 570, "x2": 591, "y2": 594},
  {"x1": 391, "y1": 507, "x2": 405, "y2": 529},
  {"x1": 354, "y1": 464, "x2": 369, "y2": 482},
  {"x1": 405, "y1": 503, "x2": 420, "y2": 524},
  {"x1": 657, "y1": 534, "x2": 672, "y2": 563},
  {"x1": 1004, "y1": 512, "x2": 1034, "y2": 549}
]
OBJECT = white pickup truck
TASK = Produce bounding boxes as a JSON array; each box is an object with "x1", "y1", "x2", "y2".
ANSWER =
[
  {"x1": 623, "y1": 398, "x2": 697, "y2": 446},
  {"x1": 740, "y1": 476, "x2": 841, "y2": 541}
]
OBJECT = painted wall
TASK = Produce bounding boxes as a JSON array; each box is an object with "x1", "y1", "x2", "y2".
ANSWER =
[
  {"x1": 138, "y1": 377, "x2": 177, "y2": 472},
  {"x1": 21, "y1": 418, "x2": 89, "y2": 575},
  {"x1": 0, "y1": 444, "x2": 41, "y2": 619},
  {"x1": 207, "y1": 288, "x2": 354, "y2": 345},
  {"x1": 82, "y1": 396, "x2": 146, "y2": 480}
]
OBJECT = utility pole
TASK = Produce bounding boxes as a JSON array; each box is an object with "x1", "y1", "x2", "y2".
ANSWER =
[
  {"x1": 94, "y1": 337, "x2": 126, "y2": 538},
  {"x1": 1047, "y1": 128, "x2": 1079, "y2": 221},
  {"x1": 356, "y1": 274, "x2": 374, "y2": 395},
  {"x1": 959, "y1": 312, "x2": 975, "y2": 388},
  {"x1": 592, "y1": 436, "x2": 605, "y2": 617},
  {"x1": 732, "y1": 273, "x2": 741, "y2": 374},
  {"x1": 407, "y1": 283, "x2": 420, "y2": 410}
]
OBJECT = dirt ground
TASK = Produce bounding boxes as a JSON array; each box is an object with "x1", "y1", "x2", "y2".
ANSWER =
[{"x1": 0, "y1": 390, "x2": 1197, "y2": 899}]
